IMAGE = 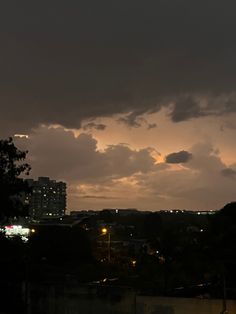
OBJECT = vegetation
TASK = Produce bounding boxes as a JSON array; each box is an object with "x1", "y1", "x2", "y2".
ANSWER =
[{"x1": 0, "y1": 137, "x2": 31, "y2": 221}]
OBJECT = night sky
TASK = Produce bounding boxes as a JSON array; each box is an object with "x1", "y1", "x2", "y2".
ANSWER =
[{"x1": 1, "y1": 1, "x2": 236, "y2": 211}]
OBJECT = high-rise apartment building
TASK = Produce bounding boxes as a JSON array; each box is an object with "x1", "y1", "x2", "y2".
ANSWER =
[{"x1": 26, "y1": 177, "x2": 66, "y2": 219}]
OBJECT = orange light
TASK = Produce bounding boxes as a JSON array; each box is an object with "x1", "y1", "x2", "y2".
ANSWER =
[{"x1": 101, "y1": 228, "x2": 107, "y2": 234}]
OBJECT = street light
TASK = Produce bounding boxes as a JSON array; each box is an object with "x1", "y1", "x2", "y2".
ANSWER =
[
  {"x1": 102, "y1": 228, "x2": 107, "y2": 235},
  {"x1": 101, "y1": 227, "x2": 111, "y2": 263}
]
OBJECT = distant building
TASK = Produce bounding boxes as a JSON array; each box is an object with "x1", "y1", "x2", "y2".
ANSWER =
[{"x1": 26, "y1": 177, "x2": 66, "y2": 219}]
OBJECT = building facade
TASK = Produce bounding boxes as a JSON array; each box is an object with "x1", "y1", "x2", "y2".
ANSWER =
[{"x1": 26, "y1": 177, "x2": 66, "y2": 219}]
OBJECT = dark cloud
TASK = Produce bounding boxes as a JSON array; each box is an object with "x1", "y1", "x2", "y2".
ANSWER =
[
  {"x1": 166, "y1": 151, "x2": 192, "y2": 164},
  {"x1": 82, "y1": 122, "x2": 107, "y2": 131},
  {"x1": 221, "y1": 168, "x2": 236, "y2": 179},
  {"x1": 1, "y1": 1, "x2": 236, "y2": 134},
  {"x1": 119, "y1": 113, "x2": 158, "y2": 129},
  {"x1": 118, "y1": 113, "x2": 155, "y2": 129},
  {"x1": 147, "y1": 123, "x2": 157, "y2": 130},
  {"x1": 170, "y1": 96, "x2": 205, "y2": 122}
]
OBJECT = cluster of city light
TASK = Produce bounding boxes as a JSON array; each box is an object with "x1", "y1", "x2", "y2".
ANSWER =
[{"x1": 0, "y1": 225, "x2": 35, "y2": 242}]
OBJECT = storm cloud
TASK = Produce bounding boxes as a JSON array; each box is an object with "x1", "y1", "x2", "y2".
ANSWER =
[
  {"x1": 221, "y1": 167, "x2": 236, "y2": 179},
  {"x1": 166, "y1": 151, "x2": 192, "y2": 164},
  {"x1": 1, "y1": 1, "x2": 236, "y2": 135},
  {"x1": 14, "y1": 125, "x2": 236, "y2": 210},
  {"x1": 18, "y1": 126, "x2": 156, "y2": 183},
  {"x1": 2, "y1": 1, "x2": 236, "y2": 211},
  {"x1": 133, "y1": 142, "x2": 236, "y2": 210},
  {"x1": 82, "y1": 122, "x2": 107, "y2": 131}
]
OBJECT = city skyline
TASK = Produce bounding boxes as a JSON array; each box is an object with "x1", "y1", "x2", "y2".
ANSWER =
[{"x1": 1, "y1": 1, "x2": 236, "y2": 211}]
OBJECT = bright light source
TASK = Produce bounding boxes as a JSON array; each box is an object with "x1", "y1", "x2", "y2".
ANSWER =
[
  {"x1": 102, "y1": 228, "x2": 108, "y2": 234},
  {"x1": 31, "y1": 229, "x2": 36, "y2": 233},
  {"x1": 4, "y1": 225, "x2": 30, "y2": 237},
  {"x1": 14, "y1": 134, "x2": 29, "y2": 139},
  {"x1": 131, "y1": 260, "x2": 137, "y2": 267}
]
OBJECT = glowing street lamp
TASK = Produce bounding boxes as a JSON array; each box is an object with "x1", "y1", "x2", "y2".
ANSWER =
[
  {"x1": 102, "y1": 228, "x2": 108, "y2": 235},
  {"x1": 131, "y1": 260, "x2": 137, "y2": 267},
  {"x1": 101, "y1": 227, "x2": 111, "y2": 262}
]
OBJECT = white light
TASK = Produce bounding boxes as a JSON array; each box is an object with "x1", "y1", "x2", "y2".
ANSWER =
[
  {"x1": 14, "y1": 134, "x2": 29, "y2": 139},
  {"x1": 4, "y1": 225, "x2": 30, "y2": 237}
]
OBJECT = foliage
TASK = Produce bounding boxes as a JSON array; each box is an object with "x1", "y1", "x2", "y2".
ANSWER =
[{"x1": 0, "y1": 137, "x2": 31, "y2": 220}]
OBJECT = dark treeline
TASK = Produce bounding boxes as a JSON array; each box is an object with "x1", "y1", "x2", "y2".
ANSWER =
[
  {"x1": 85, "y1": 204, "x2": 236, "y2": 297},
  {"x1": 1, "y1": 204, "x2": 236, "y2": 307}
]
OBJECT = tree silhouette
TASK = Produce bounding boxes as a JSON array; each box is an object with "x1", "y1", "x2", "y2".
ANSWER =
[{"x1": 0, "y1": 138, "x2": 31, "y2": 221}]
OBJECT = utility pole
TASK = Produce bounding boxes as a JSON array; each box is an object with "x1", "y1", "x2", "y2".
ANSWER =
[
  {"x1": 102, "y1": 227, "x2": 111, "y2": 263},
  {"x1": 108, "y1": 231, "x2": 111, "y2": 263},
  {"x1": 220, "y1": 274, "x2": 228, "y2": 314}
]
